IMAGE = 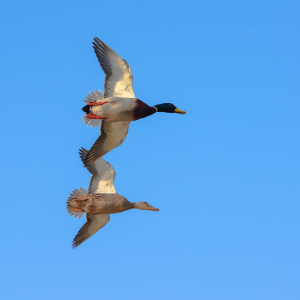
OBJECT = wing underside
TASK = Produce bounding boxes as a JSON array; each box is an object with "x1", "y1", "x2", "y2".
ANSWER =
[
  {"x1": 79, "y1": 147, "x2": 117, "y2": 194},
  {"x1": 72, "y1": 214, "x2": 110, "y2": 248},
  {"x1": 83, "y1": 121, "x2": 130, "y2": 167},
  {"x1": 93, "y1": 37, "x2": 135, "y2": 98}
]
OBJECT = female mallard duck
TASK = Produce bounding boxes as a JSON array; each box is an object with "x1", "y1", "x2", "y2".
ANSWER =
[
  {"x1": 67, "y1": 147, "x2": 159, "y2": 249},
  {"x1": 81, "y1": 37, "x2": 186, "y2": 167}
]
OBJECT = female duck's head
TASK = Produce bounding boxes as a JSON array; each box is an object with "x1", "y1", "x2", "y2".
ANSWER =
[
  {"x1": 154, "y1": 103, "x2": 186, "y2": 114},
  {"x1": 134, "y1": 201, "x2": 159, "y2": 211}
]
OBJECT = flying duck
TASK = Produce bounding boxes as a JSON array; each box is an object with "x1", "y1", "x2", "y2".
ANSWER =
[
  {"x1": 67, "y1": 147, "x2": 159, "y2": 248},
  {"x1": 81, "y1": 37, "x2": 186, "y2": 167}
]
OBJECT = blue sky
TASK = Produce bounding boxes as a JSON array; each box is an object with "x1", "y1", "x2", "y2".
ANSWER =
[{"x1": 1, "y1": 0, "x2": 300, "y2": 299}]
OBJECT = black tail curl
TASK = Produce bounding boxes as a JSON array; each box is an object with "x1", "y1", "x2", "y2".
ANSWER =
[{"x1": 82, "y1": 105, "x2": 90, "y2": 114}]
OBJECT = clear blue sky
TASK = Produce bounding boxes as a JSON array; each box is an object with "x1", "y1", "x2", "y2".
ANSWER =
[{"x1": 1, "y1": 0, "x2": 299, "y2": 299}]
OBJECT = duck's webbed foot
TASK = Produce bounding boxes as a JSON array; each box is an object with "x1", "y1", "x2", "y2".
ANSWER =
[
  {"x1": 74, "y1": 195, "x2": 89, "y2": 201},
  {"x1": 86, "y1": 113, "x2": 107, "y2": 120},
  {"x1": 88, "y1": 101, "x2": 107, "y2": 106},
  {"x1": 71, "y1": 208, "x2": 86, "y2": 212}
]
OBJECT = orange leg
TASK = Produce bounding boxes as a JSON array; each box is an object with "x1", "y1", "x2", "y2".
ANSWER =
[
  {"x1": 86, "y1": 113, "x2": 107, "y2": 120},
  {"x1": 71, "y1": 208, "x2": 85, "y2": 212},
  {"x1": 74, "y1": 195, "x2": 89, "y2": 201},
  {"x1": 88, "y1": 101, "x2": 107, "y2": 106}
]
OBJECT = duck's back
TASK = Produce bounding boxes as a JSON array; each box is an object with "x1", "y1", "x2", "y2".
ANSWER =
[{"x1": 86, "y1": 193, "x2": 133, "y2": 214}]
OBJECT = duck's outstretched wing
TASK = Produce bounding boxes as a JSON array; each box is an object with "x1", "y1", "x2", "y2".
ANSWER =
[
  {"x1": 82, "y1": 121, "x2": 130, "y2": 167},
  {"x1": 93, "y1": 37, "x2": 135, "y2": 98},
  {"x1": 72, "y1": 214, "x2": 110, "y2": 249},
  {"x1": 72, "y1": 150, "x2": 115, "y2": 249},
  {"x1": 79, "y1": 147, "x2": 117, "y2": 194}
]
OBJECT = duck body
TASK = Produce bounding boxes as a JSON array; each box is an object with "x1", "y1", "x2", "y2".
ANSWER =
[
  {"x1": 67, "y1": 148, "x2": 159, "y2": 248},
  {"x1": 80, "y1": 37, "x2": 185, "y2": 167},
  {"x1": 68, "y1": 193, "x2": 134, "y2": 215},
  {"x1": 84, "y1": 97, "x2": 156, "y2": 122}
]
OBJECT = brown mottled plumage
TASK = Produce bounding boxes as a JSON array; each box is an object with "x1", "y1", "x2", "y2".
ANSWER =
[
  {"x1": 67, "y1": 148, "x2": 159, "y2": 249},
  {"x1": 68, "y1": 193, "x2": 134, "y2": 215}
]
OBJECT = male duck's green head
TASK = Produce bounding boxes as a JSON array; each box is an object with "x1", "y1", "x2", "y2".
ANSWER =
[{"x1": 154, "y1": 103, "x2": 186, "y2": 114}]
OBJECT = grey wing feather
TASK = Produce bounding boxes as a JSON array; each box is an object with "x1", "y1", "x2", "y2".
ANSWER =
[
  {"x1": 72, "y1": 214, "x2": 110, "y2": 249},
  {"x1": 93, "y1": 37, "x2": 135, "y2": 98},
  {"x1": 83, "y1": 121, "x2": 130, "y2": 167},
  {"x1": 79, "y1": 147, "x2": 117, "y2": 194},
  {"x1": 79, "y1": 147, "x2": 102, "y2": 175}
]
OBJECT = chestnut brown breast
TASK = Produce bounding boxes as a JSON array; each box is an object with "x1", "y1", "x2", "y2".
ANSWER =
[{"x1": 133, "y1": 99, "x2": 156, "y2": 121}]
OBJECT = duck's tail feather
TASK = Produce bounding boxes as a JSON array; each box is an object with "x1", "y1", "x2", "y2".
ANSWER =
[
  {"x1": 66, "y1": 188, "x2": 88, "y2": 219},
  {"x1": 82, "y1": 114, "x2": 102, "y2": 128},
  {"x1": 83, "y1": 90, "x2": 104, "y2": 104},
  {"x1": 82, "y1": 90, "x2": 104, "y2": 128}
]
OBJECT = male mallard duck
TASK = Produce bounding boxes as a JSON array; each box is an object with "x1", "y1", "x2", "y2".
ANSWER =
[
  {"x1": 67, "y1": 147, "x2": 159, "y2": 248},
  {"x1": 81, "y1": 37, "x2": 186, "y2": 167}
]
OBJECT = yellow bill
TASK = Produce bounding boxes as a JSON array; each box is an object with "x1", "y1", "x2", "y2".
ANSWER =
[{"x1": 174, "y1": 108, "x2": 186, "y2": 114}]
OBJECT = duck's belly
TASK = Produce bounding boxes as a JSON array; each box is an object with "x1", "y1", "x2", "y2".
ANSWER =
[
  {"x1": 86, "y1": 193, "x2": 133, "y2": 214},
  {"x1": 90, "y1": 97, "x2": 136, "y2": 122}
]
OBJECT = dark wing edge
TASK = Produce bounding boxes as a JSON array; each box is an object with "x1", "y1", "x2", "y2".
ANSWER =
[
  {"x1": 83, "y1": 121, "x2": 130, "y2": 167},
  {"x1": 72, "y1": 214, "x2": 110, "y2": 249},
  {"x1": 92, "y1": 37, "x2": 134, "y2": 98},
  {"x1": 92, "y1": 37, "x2": 118, "y2": 76}
]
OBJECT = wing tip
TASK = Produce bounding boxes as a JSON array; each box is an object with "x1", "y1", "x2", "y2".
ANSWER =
[
  {"x1": 92, "y1": 36, "x2": 104, "y2": 48},
  {"x1": 93, "y1": 36, "x2": 101, "y2": 43},
  {"x1": 71, "y1": 221, "x2": 90, "y2": 249},
  {"x1": 79, "y1": 147, "x2": 88, "y2": 164},
  {"x1": 72, "y1": 239, "x2": 83, "y2": 249}
]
